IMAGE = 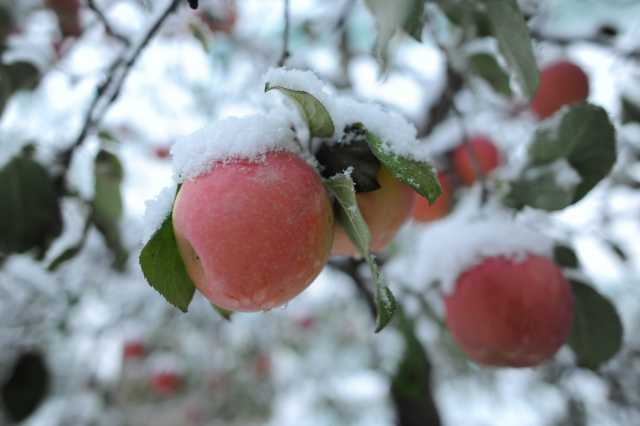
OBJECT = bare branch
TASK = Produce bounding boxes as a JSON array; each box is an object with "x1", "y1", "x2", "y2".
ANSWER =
[
  {"x1": 86, "y1": 0, "x2": 130, "y2": 46},
  {"x1": 329, "y1": 258, "x2": 377, "y2": 320},
  {"x1": 277, "y1": 0, "x2": 290, "y2": 67},
  {"x1": 57, "y1": 0, "x2": 181, "y2": 187}
]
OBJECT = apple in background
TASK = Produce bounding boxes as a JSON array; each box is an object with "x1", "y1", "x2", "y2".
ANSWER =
[
  {"x1": 444, "y1": 255, "x2": 574, "y2": 367},
  {"x1": 331, "y1": 167, "x2": 415, "y2": 256},
  {"x1": 412, "y1": 171, "x2": 452, "y2": 223},
  {"x1": 173, "y1": 151, "x2": 334, "y2": 312},
  {"x1": 295, "y1": 315, "x2": 315, "y2": 331},
  {"x1": 531, "y1": 60, "x2": 589, "y2": 120},
  {"x1": 197, "y1": 0, "x2": 237, "y2": 34},
  {"x1": 154, "y1": 146, "x2": 170, "y2": 160},
  {"x1": 46, "y1": 0, "x2": 82, "y2": 38},
  {"x1": 150, "y1": 371, "x2": 182, "y2": 396},
  {"x1": 452, "y1": 136, "x2": 500, "y2": 186},
  {"x1": 123, "y1": 341, "x2": 146, "y2": 361},
  {"x1": 254, "y1": 353, "x2": 271, "y2": 379}
]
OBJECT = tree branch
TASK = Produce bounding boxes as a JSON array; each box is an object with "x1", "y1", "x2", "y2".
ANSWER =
[
  {"x1": 329, "y1": 258, "x2": 377, "y2": 320},
  {"x1": 87, "y1": 0, "x2": 130, "y2": 46},
  {"x1": 277, "y1": 0, "x2": 291, "y2": 66},
  {"x1": 417, "y1": 63, "x2": 464, "y2": 138},
  {"x1": 57, "y1": 0, "x2": 181, "y2": 187}
]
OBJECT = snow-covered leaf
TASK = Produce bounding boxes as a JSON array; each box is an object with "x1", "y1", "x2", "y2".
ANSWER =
[
  {"x1": 506, "y1": 171, "x2": 575, "y2": 211},
  {"x1": 468, "y1": 52, "x2": 512, "y2": 97},
  {"x1": 325, "y1": 173, "x2": 396, "y2": 332},
  {"x1": 366, "y1": 130, "x2": 441, "y2": 203},
  {"x1": 264, "y1": 83, "x2": 334, "y2": 138}
]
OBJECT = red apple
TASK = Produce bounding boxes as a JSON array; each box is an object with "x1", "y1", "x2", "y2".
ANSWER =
[
  {"x1": 331, "y1": 167, "x2": 415, "y2": 256},
  {"x1": 412, "y1": 171, "x2": 452, "y2": 223},
  {"x1": 173, "y1": 151, "x2": 334, "y2": 312},
  {"x1": 452, "y1": 136, "x2": 500, "y2": 186},
  {"x1": 444, "y1": 255, "x2": 574, "y2": 367},
  {"x1": 197, "y1": 0, "x2": 237, "y2": 34},
  {"x1": 150, "y1": 371, "x2": 181, "y2": 396},
  {"x1": 531, "y1": 60, "x2": 589, "y2": 120},
  {"x1": 154, "y1": 146, "x2": 170, "y2": 159},
  {"x1": 123, "y1": 341, "x2": 146, "y2": 361}
]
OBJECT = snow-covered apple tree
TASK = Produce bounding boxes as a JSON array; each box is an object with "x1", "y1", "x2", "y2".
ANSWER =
[{"x1": 1, "y1": 0, "x2": 639, "y2": 425}]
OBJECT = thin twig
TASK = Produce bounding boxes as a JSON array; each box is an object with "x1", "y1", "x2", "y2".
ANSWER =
[
  {"x1": 57, "y1": 0, "x2": 181, "y2": 188},
  {"x1": 87, "y1": 0, "x2": 131, "y2": 46},
  {"x1": 277, "y1": 0, "x2": 290, "y2": 67},
  {"x1": 417, "y1": 63, "x2": 464, "y2": 138},
  {"x1": 334, "y1": 0, "x2": 356, "y2": 31},
  {"x1": 329, "y1": 258, "x2": 377, "y2": 320}
]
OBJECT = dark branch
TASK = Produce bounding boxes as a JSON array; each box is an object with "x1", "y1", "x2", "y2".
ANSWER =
[
  {"x1": 87, "y1": 0, "x2": 130, "y2": 46},
  {"x1": 277, "y1": 0, "x2": 291, "y2": 67},
  {"x1": 329, "y1": 258, "x2": 377, "y2": 320},
  {"x1": 334, "y1": 0, "x2": 356, "y2": 31},
  {"x1": 417, "y1": 63, "x2": 464, "y2": 138},
  {"x1": 57, "y1": 0, "x2": 181, "y2": 188}
]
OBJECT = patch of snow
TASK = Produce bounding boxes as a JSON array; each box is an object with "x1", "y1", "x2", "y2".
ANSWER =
[{"x1": 141, "y1": 183, "x2": 177, "y2": 244}]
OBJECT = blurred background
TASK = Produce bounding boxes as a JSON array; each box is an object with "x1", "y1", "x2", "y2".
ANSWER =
[{"x1": 1, "y1": 0, "x2": 640, "y2": 425}]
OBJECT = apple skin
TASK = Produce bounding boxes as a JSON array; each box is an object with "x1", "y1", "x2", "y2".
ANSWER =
[
  {"x1": 452, "y1": 136, "x2": 500, "y2": 186},
  {"x1": 412, "y1": 172, "x2": 452, "y2": 223},
  {"x1": 444, "y1": 255, "x2": 574, "y2": 368},
  {"x1": 123, "y1": 341, "x2": 146, "y2": 360},
  {"x1": 150, "y1": 371, "x2": 181, "y2": 396},
  {"x1": 531, "y1": 61, "x2": 589, "y2": 120},
  {"x1": 173, "y1": 151, "x2": 334, "y2": 312},
  {"x1": 331, "y1": 167, "x2": 415, "y2": 257}
]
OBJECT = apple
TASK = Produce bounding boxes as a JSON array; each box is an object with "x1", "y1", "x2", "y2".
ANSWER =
[
  {"x1": 331, "y1": 167, "x2": 415, "y2": 256},
  {"x1": 412, "y1": 171, "x2": 452, "y2": 223},
  {"x1": 444, "y1": 254, "x2": 574, "y2": 367},
  {"x1": 150, "y1": 371, "x2": 181, "y2": 396},
  {"x1": 123, "y1": 341, "x2": 146, "y2": 361},
  {"x1": 197, "y1": 0, "x2": 237, "y2": 34},
  {"x1": 452, "y1": 136, "x2": 500, "y2": 186},
  {"x1": 154, "y1": 146, "x2": 170, "y2": 160},
  {"x1": 173, "y1": 151, "x2": 334, "y2": 312},
  {"x1": 531, "y1": 60, "x2": 589, "y2": 120}
]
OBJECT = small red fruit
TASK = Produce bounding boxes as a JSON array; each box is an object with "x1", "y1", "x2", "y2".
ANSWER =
[
  {"x1": 412, "y1": 172, "x2": 452, "y2": 223},
  {"x1": 47, "y1": 0, "x2": 83, "y2": 38},
  {"x1": 452, "y1": 136, "x2": 500, "y2": 186},
  {"x1": 123, "y1": 341, "x2": 146, "y2": 360},
  {"x1": 154, "y1": 146, "x2": 170, "y2": 159},
  {"x1": 173, "y1": 151, "x2": 334, "y2": 312},
  {"x1": 444, "y1": 255, "x2": 574, "y2": 367},
  {"x1": 531, "y1": 60, "x2": 589, "y2": 119},
  {"x1": 150, "y1": 371, "x2": 181, "y2": 396}
]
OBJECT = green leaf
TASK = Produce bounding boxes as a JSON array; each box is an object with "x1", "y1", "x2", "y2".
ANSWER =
[
  {"x1": 529, "y1": 103, "x2": 616, "y2": 202},
  {"x1": 403, "y1": 0, "x2": 425, "y2": 41},
  {"x1": 468, "y1": 52, "x2": 512, "y2": 97},
  {"x1": 211, "y1": 303, "x2": 233, "y2": 321},
  {"x1": 553, "y1": 244, "x2": 579, "y2": 269},
  {"x1": 568, "y1": 280, "x2": 623, "y2": 370},
  {"x1": 325, "y1": 173, "x2": 396, "y2": 332},
  {"x1": 92, "y1": 150, "x2": 128, "y2": 270},
  {"x1": 315, "y1": 124, "x2": 381, "y2": 192},
  {"x1": 484, "y1": 0, "x2": 539, "y2": 98},
  {"x1": 390, "y1": 309, "x2": 440, "y2": 425},
  {"x1": 264, "y1": 83, "x2": 334, "y2": 138},
  {"x1": 4, "y1": 61, "x2": 41, "y2": 92},
  {"x1": 365, "y1": 130, "x2": 441, "y2": 203},
  {"x1": 0, "y1": 150, "x2": 62, "y2": 257},
  {"x1": 97, "y1": 129, "x2": 119, "y2": 145},
  {"x1": 621, "y1": 96, "x2": 640, "y2": 125},
  {"x1": 139, "y1": 215, "x2": 196, "y2": 312},
  {"x1": 506, "y1": 171, "x2": 575, "y2": 211},
  {"x1": 1, "y1": 351, "x2": 50, "y2": 423}
]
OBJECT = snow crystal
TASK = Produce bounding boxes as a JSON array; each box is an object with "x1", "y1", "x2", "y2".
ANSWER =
[
  {"x1": 141, "y1": 183, "x2": 177, "y2": 244},
  {"x1": 262, "y1": 68, "x2": 430, "y2": 162},
  {"x1": 392, "y1": 214, "x2": 554, "y2": 294},
  {"x1": 171, "y1": 113, "x2": 299, "y2": 182}
]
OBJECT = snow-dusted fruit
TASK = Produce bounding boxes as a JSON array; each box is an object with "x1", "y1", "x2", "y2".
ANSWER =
[
  {"x1": 123, "y1": 341, "x2": 146, "y2": 360},
  {"x1": 172, "y1": 151, "x2": 334, "y2": 312},
  {"x1": 452, "y1": 136, "x2": 500, "y2": 186},
  {"x1": 531, "y1": 61, "x2": 589, "y2": 119},
  {"x1": 413, "y1": 172, "x2": 452, "y2": 223},
  {"x1": 150, "y1": 371, "x2": 181, "y2": 396},
  {"x1": 444, "y1": 255, "x2": 574, "y2": 367},
  {"x1": 331, "y1": 167, "x2": 415, "y2": 257}
]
